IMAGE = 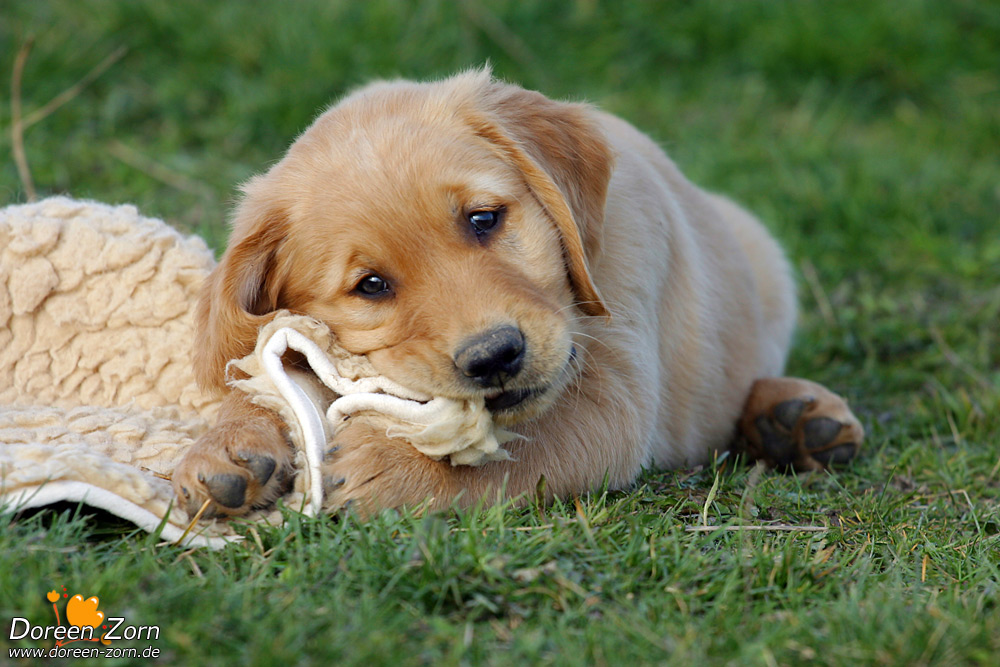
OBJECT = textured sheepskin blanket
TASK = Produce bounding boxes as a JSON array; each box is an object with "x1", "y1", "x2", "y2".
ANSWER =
[{"x1": 0, "y1": 198, "x2": 509, "y2": 548}]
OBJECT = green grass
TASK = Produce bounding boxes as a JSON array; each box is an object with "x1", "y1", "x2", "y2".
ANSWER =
[{"x1": 2, "y1": 1, "x2": 998, "y2": 664}]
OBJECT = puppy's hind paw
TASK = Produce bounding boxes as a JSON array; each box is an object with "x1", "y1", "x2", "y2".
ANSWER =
[{"x1": 735, "y1": 377, "x2": 864, "y2": 471}]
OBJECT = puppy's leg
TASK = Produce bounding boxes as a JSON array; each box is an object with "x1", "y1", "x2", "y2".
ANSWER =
[
  {"x1": 322, "y1": 387, "x2": 650, "y2": 516},
  {"x1": 320, "y1": 420, "x2": 461, "y2": 516},
  {"x1": 735, "y1": 377, "x2": 864, "y2": 471},
  {"x1": 172, "y1": 392, "x2": 294, "y2": 517}
]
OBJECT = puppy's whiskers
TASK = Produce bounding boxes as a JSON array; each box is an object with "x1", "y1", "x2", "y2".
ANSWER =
[{"x1": 570, "y1": 328, "x2": 615, "y2": 356}]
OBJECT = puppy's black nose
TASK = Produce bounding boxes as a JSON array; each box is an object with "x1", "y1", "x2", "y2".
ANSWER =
[{"x1": 454, "y1": 326, "x2": 525, "y2": 387}]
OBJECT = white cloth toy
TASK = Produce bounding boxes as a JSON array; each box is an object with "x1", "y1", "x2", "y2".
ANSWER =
[{"x1": 226, "y1": 312, "x2": 515, "y2": 516}]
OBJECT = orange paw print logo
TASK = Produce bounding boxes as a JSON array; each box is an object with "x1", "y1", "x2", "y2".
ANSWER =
[{"x1": 65, "y1": 594, "x2": 105, "y2": 628}]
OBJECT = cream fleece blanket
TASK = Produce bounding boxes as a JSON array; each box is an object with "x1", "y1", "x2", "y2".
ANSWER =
[{"x1": 0, "y1": 198, "x2": 510, "y2": 548}]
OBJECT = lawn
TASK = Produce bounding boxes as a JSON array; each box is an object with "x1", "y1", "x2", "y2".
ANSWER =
[{"x1": 2, "y1": 1, "x2": 998, "y2": 664}]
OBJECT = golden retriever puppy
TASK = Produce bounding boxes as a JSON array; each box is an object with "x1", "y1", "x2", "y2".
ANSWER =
[{"x1": 172, "y1": 69, "x2": 863, "y2": 517}]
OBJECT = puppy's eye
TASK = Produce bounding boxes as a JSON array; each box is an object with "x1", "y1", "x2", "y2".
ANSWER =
[
  {"x1": 468, "y1": 209, "x2": 503, "y2": 236},
  {"x1": 355, "y1": 274, "x2": 390, "y2": 297}
]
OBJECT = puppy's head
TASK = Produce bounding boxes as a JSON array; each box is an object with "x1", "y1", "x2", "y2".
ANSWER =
[{"x1": 196, "y1": 69, "x2": 613, "y2": 423}]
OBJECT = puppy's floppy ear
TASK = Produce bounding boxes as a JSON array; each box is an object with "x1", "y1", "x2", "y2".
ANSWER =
[
  {"x1": 193, "y1": 185, "x2": 291, "y2": 393},
  {"x1": 471, "y1": 78, "x2": 614, "y2": 318}
]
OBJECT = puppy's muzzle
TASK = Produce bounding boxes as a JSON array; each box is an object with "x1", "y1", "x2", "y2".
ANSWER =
[{"x1": 454, "y1": 325, "x2": 525, "y2": 388}]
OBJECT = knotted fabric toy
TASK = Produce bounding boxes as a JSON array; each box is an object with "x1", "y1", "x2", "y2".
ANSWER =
[{"x1": 225, "y1": 311, "x2": 515, "y2": 516}]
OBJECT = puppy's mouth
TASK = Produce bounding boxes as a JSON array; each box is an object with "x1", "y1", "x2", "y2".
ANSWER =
[
  {"x1": 481, "y1": 346, "x2": 577, "y2": 416},
  {"x1": 484, "y1": 387, "x2": 543, "y2": 413}
]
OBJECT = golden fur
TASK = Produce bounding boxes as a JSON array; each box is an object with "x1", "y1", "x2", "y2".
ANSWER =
[{"x1": 172, "y1": 69, "x2": 798, "y2": 516}]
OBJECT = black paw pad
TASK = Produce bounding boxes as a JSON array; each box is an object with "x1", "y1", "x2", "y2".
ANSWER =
[
  {"x1": 802, "y1": 417, "x2": 844, "y2": 451},
  {"x1": 754, "y1": 416, "x2": 797, "y2": 467},
  {"x1": 199, "y1": 473, "x2": 247, "y2": 509},
  {"x1": 773, "y1": 398, "x2": 811, "y2": 430},
  {"x1": 238, "y1": 452, "x2": 277, "y2": 485},
  {"x1": 811, "y1": 442, "x2": 858, "y2": 466}
]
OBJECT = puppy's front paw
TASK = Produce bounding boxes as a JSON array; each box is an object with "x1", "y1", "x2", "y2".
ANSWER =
[
  {"x1": 172, "y1": 415, "x2": 294, "y2": 518},
  {"x1": 321, "y1": 420, "x2": 455, "y2": 517},
  {"x1": 737, "y1": 377, "x2": 864, "y2": 471}
]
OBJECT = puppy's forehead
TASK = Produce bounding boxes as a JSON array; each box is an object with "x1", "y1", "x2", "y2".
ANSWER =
[{"x1": 285, "y1": 103, "x2": 521, "y2": 232}]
